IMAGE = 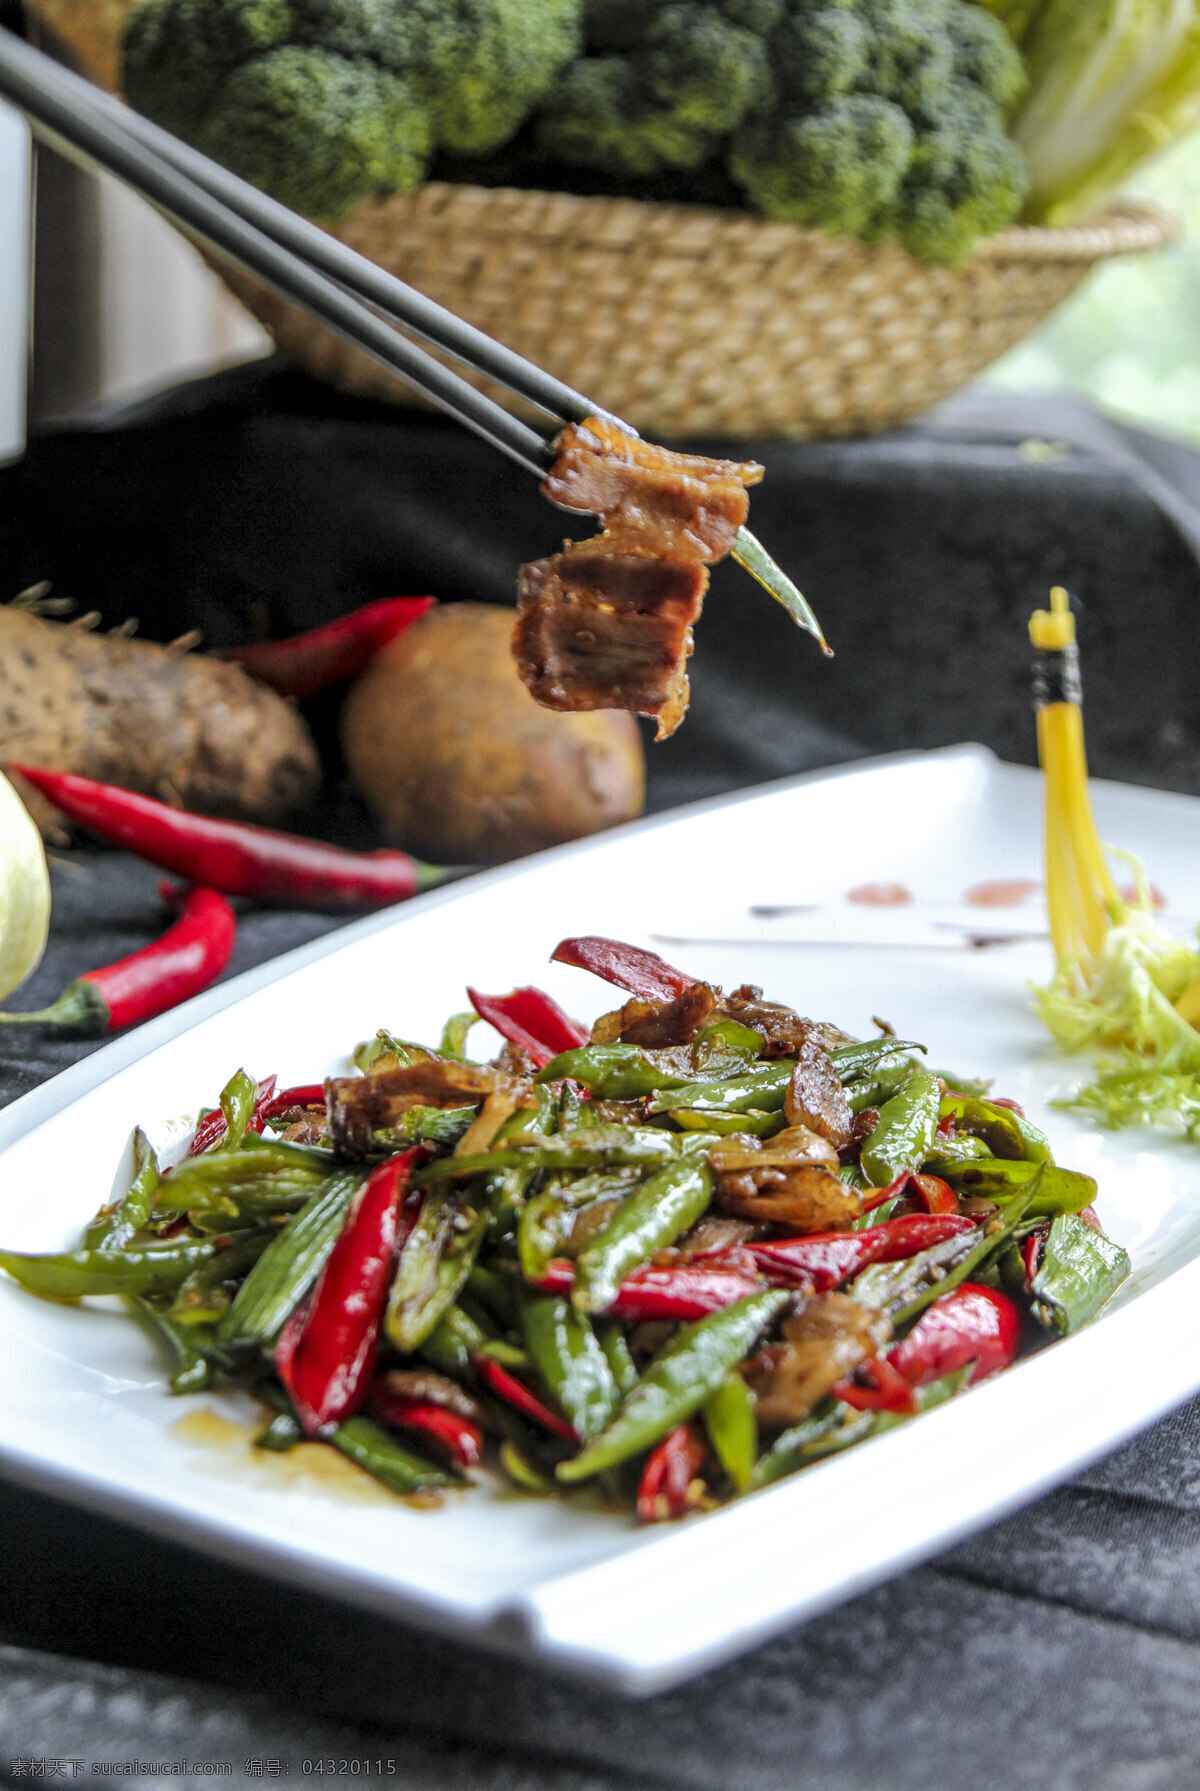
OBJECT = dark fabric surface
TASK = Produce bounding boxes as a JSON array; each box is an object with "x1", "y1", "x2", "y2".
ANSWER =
[{"x1": 3, "y1": 369, "x2": 1200, "y2": 1785}]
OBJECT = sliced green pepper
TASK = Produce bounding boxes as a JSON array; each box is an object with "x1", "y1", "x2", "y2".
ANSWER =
[
  {"x1": 418, "y1": 1304, "x2": 489, "y2": 1379},
  {"x1": 385, "y1": 1190, "x2": 487, "y2": 1354},
  {"x1": 647, "y1": 1062, "x2": 793, "y2": 1116},
  {"x1": 86, "y1": 1128, "x2": 159, "y2": 1251},
  {"x1": 703, "y1": 1371, "x2": 757, "y2": 1490},
  {"x1": 572, "y1": 1156, "x2": 714, "y2": 1314},
  {"x1": 0, "y1": 1232, "x2": 260, "y2": 1300},
  {"x1": 536, "y1": 1044, "x2": 694, "y2": 1099},
  {"x1": 597, "y1": 1319, "x2": 639, "y2": 1398},
  {"x1": 934, "y1": 1155, "x2": 1096, "y2": 1216},
  {"x1": 669, "y1": 1107, "x2": 786, "y2": 1137},
  {"x1": 940, "y1": 1095, "x2": 1051, "y2": 1163},
  {"x1": 522, "y1": 1294, "x2": 619, "y2": 1441},
  {"x1": 168, "y1": 1229, "x2": 273, "y2": 1325},
  {"x1": 829, "y1": 1038, "x2": 927, "y2": 1083},
  {"x1": 438, "y1": 1012, "x2": 479, "y2": 1060},
  {"x1": 413, "y1": 1126, "x2": 677, "y2": 1184},
  {"x1": 557, "y1": 1290, "x2": 788, "y2": 1481},
  {"x1": 124, "y1": 1294, "x2": 216, "y2": 1394},
  {"x1": 155, "y1": 1138, "x2": 332, "y2": 1215},
  {"x1": 215, "y1": 1068, "x2": 259, "y2": 1153},
  {"x1": 217, "y1": 1169, "x2": 361, "y2": 1347},
  {"x1": 860, "y1": 1069, "x2": 941, "y2": 1187},
  {"x1": 1031, "y1": 1214, "x2": 1130, "y2": 1335}
]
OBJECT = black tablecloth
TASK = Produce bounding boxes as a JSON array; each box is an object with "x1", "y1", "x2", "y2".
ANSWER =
[{"x1": 3, "y1": 369, "x2": 1200, "y2": 1787}]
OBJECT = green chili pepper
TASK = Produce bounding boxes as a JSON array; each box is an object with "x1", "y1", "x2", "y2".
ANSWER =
[
  {"x1": 499, "y1": 1440, "x2": 553, "y2": 1494},
  {"x1": 168, "y1": 1229, "x2": 274, "y2": 1325},
  {"x1": 940, "y1": 1096, "x2": 1051, "y2": 1163},
  {"x1": 860, "y1": 1070, "x2": 941, "y2": 1187},
  {"x1": 572, "y1": 1156, "x2": 715, "y2": 1314},
  {"x1": 557, "y1": 1290, "x2": 788, "y2": 1481},
  {"x1": 418, "y1": 1304, "x2": 489, "y2": 1379},
  {"x1": 351, "y1": 1030, "x2": 435, "y2": 1073},
  {"x1": 517, "y1": 1191, "x2": 570, "y2": 1282},
  {"x1": 922, "y1": 1135, "x2": 993, "y2": 1169},
  {"x1": 747, "y1": 1403, "x2": 866, "y2": 1490},
  {"x1": 155, "y1": 1138, "x2": 332, "y2": 1214},
  {"x1": 848, "y1": 1194, "x2": 901, "y2": 1229},
  {"x1": 0, "y1": 1232, "x2": 260, "y2": 1300},
  {"x1": 413, "y1": 1127, "x2": 677, "y2": 1185},
  {"x1": 693, "y1": 1019, "x2": 765, "y2": 1061},
  {"x1": 217, "y1": 1170, "x2": 361, "y2": 1347},
  {"x1": 331, "y1": 1414, "x2": 460, "y2": 1492},
  {"x1": 934, "y1": 1155, "x2": 1096, "y2": 1216},
  {"x1": 438, "y1": 1012, "x2": 479, "y2": 1060},
  {"x1": 216, "y1": 1068, "x2": 259, "y2": 1152},
  {"x1": 385, "y1": 1190, "x2": 487, "y2": 1353},
  {"x1": 669, "y1": 1107, "x2": 786, "y2": 1137},
  {"x1": 888, "y1": 1180, "x2": 1039, "y2": 1326},
  {"x1": 597, "y1": 1319, "x2": 639, "y2": 1398},
  {"x1": 86, "y1": 1128, "x2": 159, "y2": 1251},
  {"x1": 465, "y1": 1262, "x2": 522, "y2": 1330},
  {"x1": 523, "y1": 1294, "x2": 619, "y2": 1441},
  {"x1": 850, "y1": 1229, "x2": 982, "y2": 1314},
  {"x1": 847, "y1": 1060, "x2": 918, "y2": 1114},
  {"x1": 647, "y1": 1062, "x2": 793, "y2": 1116},
  {"x1": 930, "y1": 1071, "x2": 991, "y2": 1097},
  {"x1": 124, "y1": 1294, "x2": 216, "y2": 1394},
  {"x1": 829, "y1": 1038, "x2": 927, "y2": 1083},
  {"x1": 536, "y1": 1044, "x2": 696, "y2": 1098},
  {"x1": 1031, "y1": 1214, "x2": 1130, "y2": 1335},
  {"x1": 703, "y1": 1371, "x2": 757, "y2": 1490},
  {"x1": 255, "y1": 1408, "x2": 301, "y2": 1451}
]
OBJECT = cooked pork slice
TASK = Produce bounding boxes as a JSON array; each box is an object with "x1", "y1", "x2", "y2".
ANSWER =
[
  {"x1": 617, "y1": 982, "x2": 719, "y2": 1048},
  {"x1": 715, "y1": 1155, "x2": 862, "y2": 1231},
  {"x1": 326, "y1": 1060, "x2": 519, "y2": 1157},
  {"x1": 542, "y1": 420, "x2": 763, "y2": 564},
  {"x1": 720, "y1": 987, "x2": 852, "y2": 1059},
  {"x1": 744, "y1": 1293, "x2": 890, "y2": 1427},
  {"x1": 514, "y1": 549, "x2": 706, "y2": 737},
  {"x1": 784, "y1": 1035, "x2": 854, "y2": 1148}
]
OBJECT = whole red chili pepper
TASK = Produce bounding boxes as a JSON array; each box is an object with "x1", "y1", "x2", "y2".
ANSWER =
[
  {"x1": 276, "y1": 1149, "x2": 417, "y2": 1434},
  {"x1": 12, "y1": 765, "x2": 451, "y2": 913},
  {"x1": 0, "y1": 886, "x2": 235, "y2": 1035},
  {"x1": 749, "y1": 1213, "x2": 975, "y2": 1291},
  {"x1": 472, "y1": 1353, "x2": 578, "y2": 1442},
  {"x1": 833, "y1": 1354, "x2": 918, "y2": 1415},
  {"x1": 467, "y1": 986, "x2": 588, "y2": 1070},
  {"x1": 365, "y1": 1384, "x2": 483, "y2": 1469},
  {"x1": 218, "y1": 597, "x2": 435, "y2": 698},
  {"x1": 534, "y1": 1256, "x2": 764, "y2": 1321},
  {"x1": 887, "y1": 1283, "x2": 1020, "y2": 1388},
  {"x1": 551, "y1": 936, "x2": 695, "y2": 1002},
  {"x1": 187, "y1": 1079, "x2": 327, "y2": 1157},
  {"x1": 637, "y1": 1423, "x2": 706, "y2": 1522}
]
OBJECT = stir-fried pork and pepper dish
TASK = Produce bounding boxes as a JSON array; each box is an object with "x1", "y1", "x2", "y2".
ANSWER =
[
  {"x1": 0, "y1": 937, "x2": 1129, "y2": 1517},
  {"x1": 516, "y1": 422, "x2": 765, "y2": 738}
]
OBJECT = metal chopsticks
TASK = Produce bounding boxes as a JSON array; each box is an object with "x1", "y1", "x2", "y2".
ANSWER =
[{"x1": 0, "y1": 26, "x2": 827, "y2": 647}]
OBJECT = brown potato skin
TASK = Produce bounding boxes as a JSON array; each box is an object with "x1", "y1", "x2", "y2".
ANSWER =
[
  {"x1": 341, "y1": 603, "x2": 645, "y2": 863},
  {"x1": 0, "y1": 606, "x2": 320, "y2": 829}
]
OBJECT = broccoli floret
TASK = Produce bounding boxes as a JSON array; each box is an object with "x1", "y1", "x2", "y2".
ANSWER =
[
  {"x1": 537, "y1": 3, "x2": 770, "y2": 176},
  {"x1": 725, "y1": 0, "x2": 1029, "y2": 262},
  {"x1": 730, "y1": 93, "x2": 912, "y2": 235},
  {"x1": 121, "y1": 0, "x2": 583, "y2": 217}
]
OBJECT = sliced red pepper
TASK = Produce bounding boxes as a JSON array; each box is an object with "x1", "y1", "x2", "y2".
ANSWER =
[
  {"x1": 1077, "y1": 1205, "x2": 1103, "y2": 1232},
  {"x1": 551, "y1": 936, "x2": 695, "y2": 1002},
  {"x1": 869, "y1": 1171, "x2": 959, "y2": 1216},
  {"x1": 365, "y1": 1385, "x2": 483, "y2": 1469},
  {"x1": 637, "y1": 1423, "x2": 707, "y2": 1522},
  {"x1": 257, "y1": 1084, "x2": 326, "y2": 1126},
  {"x1": 472, "y1": 1353, "x2": 578, "y2": 1442},
  {"x1": 275, "y1": 1149, "x2": 417, "y2": 1434},
  {"x1": 989, "y1": 1096, "x2": 1026, "y2": 1116},
  {"x1": 532, "y1": 1257, "x2": 763, "y2": 1321},
  {"x1": 887, "y1": 1282, "x2": 1020, "y2": 1388},
  {"x1": 749, "y1": 1213, "x2": 975, "y2": 1291},
  {"x1": 217, "y1": 596, "x2": 435, "y2": 698},
  {"x1": 832, "y1": 1353, "x2": 918, "y2": 1414},
  {"x1": 1022, "y1": 1225, "x2": 1048, "y2": 1285},
  {"x1": 466, "y1": 985, "x2": 588, "y2": 1070}
]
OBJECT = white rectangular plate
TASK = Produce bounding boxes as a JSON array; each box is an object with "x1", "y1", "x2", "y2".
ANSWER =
[{"x1": 3, "y1": 744, "x2": 1200, "y2": 1694}]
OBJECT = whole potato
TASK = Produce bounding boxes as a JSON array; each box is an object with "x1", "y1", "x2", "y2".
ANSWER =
[{"x1": 341, "y1": 603, "x2": 645, "y2": 863}]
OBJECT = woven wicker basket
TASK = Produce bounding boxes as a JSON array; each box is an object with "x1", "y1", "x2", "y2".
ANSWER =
[
  {"x1": 34, "y1": 0, "x2": 1177, "y2": 439},
  {"x1": 211, "y1": 189, "x2": 1175, "y2": 439}
]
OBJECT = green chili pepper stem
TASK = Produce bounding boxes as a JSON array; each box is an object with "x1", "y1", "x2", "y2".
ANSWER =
[
  {"x1": 572, "y1": 1157, "x2": 714, "y2": 1315},
  {"x1": 558, "y1": 1290, "x2": 789, "y2": 1482}
]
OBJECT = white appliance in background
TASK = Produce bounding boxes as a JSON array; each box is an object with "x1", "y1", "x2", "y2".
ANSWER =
[{"x1": 0, "y1": 98, "x2": 31, "y2": 463}]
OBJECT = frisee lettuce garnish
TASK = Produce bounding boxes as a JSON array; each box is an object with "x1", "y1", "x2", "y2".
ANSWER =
[{"x1": 1033, "y1": 855, "x2": 1200, "y2": 1138}]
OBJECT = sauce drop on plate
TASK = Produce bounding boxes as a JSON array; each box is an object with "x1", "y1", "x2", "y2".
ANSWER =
[
  {"x1": 846, "y1": 882, "x2": 913, "y2": 907},
  {"x1": 964, "y1": 879, "x2": 1041, "y2": 908}
]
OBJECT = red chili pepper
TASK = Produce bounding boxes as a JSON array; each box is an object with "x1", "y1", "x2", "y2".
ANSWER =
[
  {"x1": 887, "y1": 1283, "x2": 1020, "y2": 1388},
  {"x1": 472, "y1": 1353, "x2": 578, "y2": 1441},
  {"x1": 275, "y1": 1149, "x2": 416, "y2": 1434},
  {"x1": 466, "y1": 986, "x2": 588, "y2": 1070},
  {"x1": 1077, "y1": 1205, "x2": 1103, "y2": 1232},
  {"x1": 551, "y1": 936, "x2": 695, "y2": 1002},
  {"x1": 749, "y1": 1213, "x2": 975, "y2": 1291},
  {"x1": 533, "y1": 1256, "x2": 764, "y2": 1321},
  {"x1": 869, "y1": 1171, "x2": 960, "y2": 1216},
  {"x1": 365, "y1": 1385, "x2": 483, "y2": 1469},
  {"x1": 1022, "y1": 1224, "x2": 1049, "y2": 1284},
  {"x1": 989, "y1": 1096, "x2": 1026, "y2": 1116},
  {"x1": 12, "y1": 765, "x2": 451, "y2": 913},
  {"x1": 0, "y1": 885, "x2": 236, "y2": 1036},
  {"x1": 217, "y1": 597, "x2": 435, "y2": 698},
  {"x1": 187, "y1": 1072, "x2": 278, "y2": 1157},
  {"x1": 833, "y1": 1354, "x2": 918, "y2": 1415},
  {"x1": 637, "y1": 1423, "x2": 707, "y2": 1522}
]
